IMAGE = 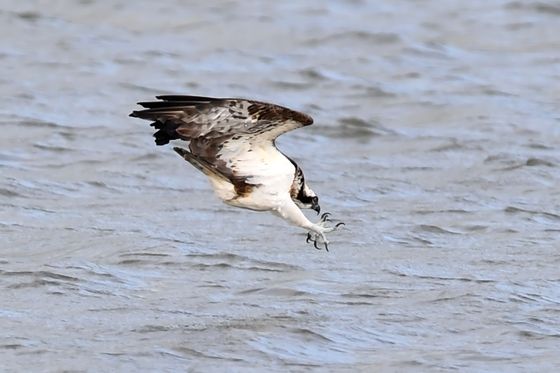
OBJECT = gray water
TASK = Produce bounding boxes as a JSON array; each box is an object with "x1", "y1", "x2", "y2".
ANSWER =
[{"x1": 2, "y1": 1, "x2": 560, "y2": 371}]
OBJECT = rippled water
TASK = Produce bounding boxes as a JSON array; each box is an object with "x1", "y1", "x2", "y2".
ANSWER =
[{"x1": 2, "y1": 1, "x2": 560, "y2": 371}]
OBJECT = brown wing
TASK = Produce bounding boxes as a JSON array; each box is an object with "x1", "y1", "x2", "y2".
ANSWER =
[
  {"x1": 130, "y1": 95, "x2": 313, "y2": 182},
  {"x1": 130, "y1": 95, "x2": 312, "y2": 144}
]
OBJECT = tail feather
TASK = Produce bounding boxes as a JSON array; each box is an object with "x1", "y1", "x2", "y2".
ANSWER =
[{"x1": 150, "y1": 120, "x2": 180, "y2": 145}]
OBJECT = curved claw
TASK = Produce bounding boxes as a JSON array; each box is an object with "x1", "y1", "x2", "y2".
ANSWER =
[
  {"x1": 306, "y1": 233, "x2": 312, "y2": 243},
  {"x1": 320, "y1": 212, "x2": 332, "y2": 223},
  {"x1": 324, "y1": 242, "x2": 329, "y2": 252},
  {"x1": 335, "y1": 222, "x2": 345, "y2": 228},
  {"x1": 313, "y1": 240, "x2": 321, "y2": 250}
]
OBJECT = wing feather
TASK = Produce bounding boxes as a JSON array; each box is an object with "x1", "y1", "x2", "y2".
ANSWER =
[
  {"x1": 130, "y1": 95, "x2": 312, "y2": 193},
  {"x1": 130, "y1": 95, "x2": 313, "y2": 143}
]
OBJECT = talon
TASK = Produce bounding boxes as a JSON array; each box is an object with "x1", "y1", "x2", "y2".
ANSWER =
[
  {"x1": 306, "y1": 233, "x2": 312, "y2": 243},
  {"x1": 324, "y1": 242, "x2": 329, "y2": 252},
  {"x1": 313, "y1": 240, "x2": 321, "y2": 250},
  {"x1": 320, "y1": 212, "x2": 332, "y2": 223},
  {"x1": 335, "y1": 222, "x2": 345, "y2": 228}
]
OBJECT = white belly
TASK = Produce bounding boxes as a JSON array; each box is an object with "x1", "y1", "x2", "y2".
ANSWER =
[
  {"x1": 210, "y1": 144, "x2": 295, "y2": 211},
  {"x1": 207, "y1": 174, "x2": 237, "y2": 201}
]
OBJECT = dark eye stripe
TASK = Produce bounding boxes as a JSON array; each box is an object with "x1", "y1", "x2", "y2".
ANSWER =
[{"x1": 297, "y1": 186, "x2": 314, "y2": 204}]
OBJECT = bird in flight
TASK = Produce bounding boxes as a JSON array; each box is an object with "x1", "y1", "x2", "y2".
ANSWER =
[{"x1": 130, "y1": 95, "x2": 343, "y2": 250}]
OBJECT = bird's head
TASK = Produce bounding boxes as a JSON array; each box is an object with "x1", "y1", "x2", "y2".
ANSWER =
[
  {"x1": 294, "y1": 183, "x2": 320, "y2": 214},
  {"x1": 287, "y1": 157, "x2": 320, "y2": 214}
]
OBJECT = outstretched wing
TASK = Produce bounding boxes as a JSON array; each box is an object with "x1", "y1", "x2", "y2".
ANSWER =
[
  {"x1": 130, "y1": 95, "x2": 313, "y2": 143},
  {"x1": 130, "y1": 95, "x2": 313, "y2": 186}
]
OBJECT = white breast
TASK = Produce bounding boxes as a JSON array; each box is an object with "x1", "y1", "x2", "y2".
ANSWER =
[
  {"x1": 217, "y1": 141, "x2": 295, "y2": 211},
  {"x1": 242, "y1": 144, "x2": 294, "y2": 188}
]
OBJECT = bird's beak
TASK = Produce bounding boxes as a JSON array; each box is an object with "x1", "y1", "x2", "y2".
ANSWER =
[{"x1": 312, "y1": 203, "x2": 321, "y2": 215}]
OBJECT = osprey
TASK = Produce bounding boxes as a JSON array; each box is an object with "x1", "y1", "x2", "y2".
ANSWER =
[{"x1": 130, "y1": 95, "x2": 343, "y2": 250}]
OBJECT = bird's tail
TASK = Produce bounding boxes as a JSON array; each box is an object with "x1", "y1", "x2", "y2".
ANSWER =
[
  {"x1": 150, "y1": 120, "x2": 180, "y2": 146},
  {"x1": 129, "y1": 109, "x2": 181, "y2": 145}
]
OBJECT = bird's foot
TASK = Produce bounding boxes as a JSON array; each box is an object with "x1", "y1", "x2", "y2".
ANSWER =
[{"x1": 306, "y1": 213, "x2": 345, "y2": 251}]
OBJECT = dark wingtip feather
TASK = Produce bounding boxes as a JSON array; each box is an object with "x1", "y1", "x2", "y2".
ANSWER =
[
  {"x1": 137, "y1": 101, "x2": 164, "y2": 108},
  {"x1": 156, "y1": 95, "x2": 222, "y2": 102}
]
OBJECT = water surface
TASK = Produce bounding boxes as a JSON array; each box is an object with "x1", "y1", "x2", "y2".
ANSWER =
[{"x1": 1, "y1": 1, "x2": 560, "y2": 371}]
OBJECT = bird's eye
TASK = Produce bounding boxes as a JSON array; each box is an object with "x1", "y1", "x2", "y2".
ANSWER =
[{"x1": 312, "y1": 196, "x2": 318, "y2": 204}]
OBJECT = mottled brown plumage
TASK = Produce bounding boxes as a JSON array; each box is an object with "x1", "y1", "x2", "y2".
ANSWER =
[{"x1": 130, "y1": 95, "x2": 313, "y2": 197}]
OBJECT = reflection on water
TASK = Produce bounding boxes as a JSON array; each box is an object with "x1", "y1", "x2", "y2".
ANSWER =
[{"x1": 2, "y1": 0, "x2": 560, "y2": 371}]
